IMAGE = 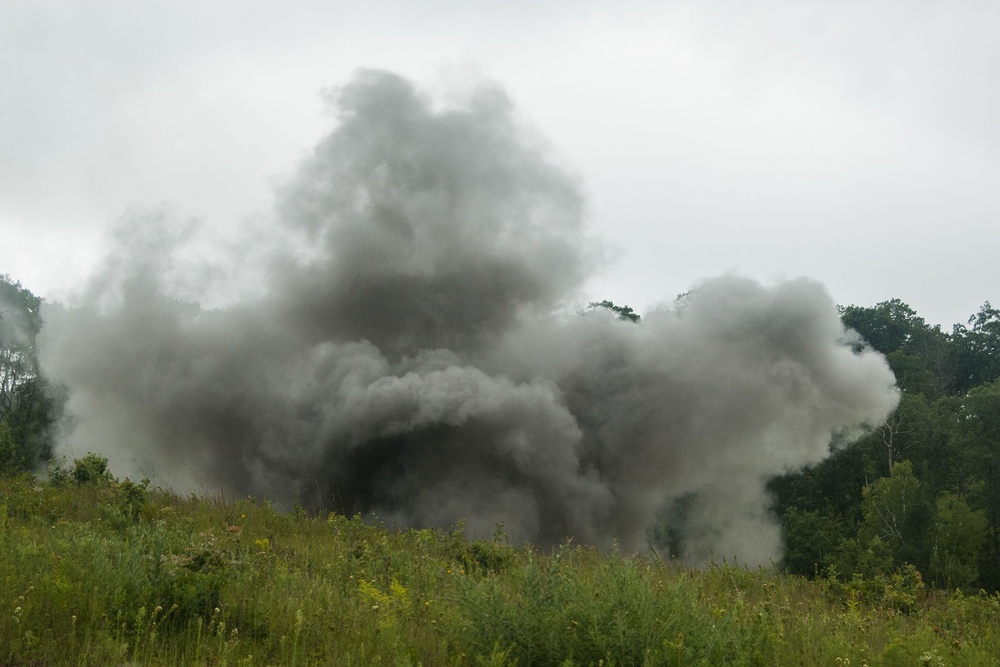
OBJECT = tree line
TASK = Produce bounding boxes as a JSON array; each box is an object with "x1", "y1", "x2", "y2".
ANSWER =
[{"x1": 770, "y1": 298, "x2": 1000, "y2": 592}]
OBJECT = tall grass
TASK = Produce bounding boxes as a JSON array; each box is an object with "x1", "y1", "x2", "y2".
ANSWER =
[{"x1": 2, "y1": 466, "x2": 999, "y2": 665}]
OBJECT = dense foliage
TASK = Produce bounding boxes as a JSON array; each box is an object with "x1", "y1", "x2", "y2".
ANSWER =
[
  {"x1": 0, "y1": 275, "x2": 57, "y2": 474},
  {"x1": 771, "y1": 298, "x2": 1000, "y2": 593}
]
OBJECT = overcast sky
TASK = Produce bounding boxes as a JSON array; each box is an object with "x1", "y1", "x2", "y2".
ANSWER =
[{"x1": 2, "y1": 1, "x2": 998, "y2": 329}]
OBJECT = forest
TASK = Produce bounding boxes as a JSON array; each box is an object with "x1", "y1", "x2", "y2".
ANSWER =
[
  {"x1": 769, "y1": 297, "x2": 1000, "y2": 593},
  {"x1": 3, "y1": 272, "x2": 1000, "y2": 595}
]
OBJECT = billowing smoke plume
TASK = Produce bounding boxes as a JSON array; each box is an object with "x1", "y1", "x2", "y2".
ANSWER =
[{"x1": 38, "y1": 70, "x2": 898, "y2": 564}]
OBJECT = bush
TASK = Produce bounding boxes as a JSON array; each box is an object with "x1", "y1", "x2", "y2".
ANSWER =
[
  {"x1": 457, "y1": 526, "x2": 517, "y2": 576},
  {"x1": 149, "y1": 532, "x2": 231, "y2": 628},
  {"x1": 823, "y1": 562, "x2": 926, "y2": 614},
  {"x1": 71, "y1": 453, "x2": 115, "y2": 486}
]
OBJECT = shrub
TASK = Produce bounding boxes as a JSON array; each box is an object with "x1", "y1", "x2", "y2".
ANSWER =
[
  {"x1": 71, "y1": 453, "x2": 115, "y2": 486},
  {"x1": 823, "y1": 562, "x2": 925, "y2": 614}
]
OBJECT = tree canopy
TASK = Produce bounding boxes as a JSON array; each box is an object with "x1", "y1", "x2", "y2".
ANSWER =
[
  {"x1": 0, "y1": 274, "x2": 56, "y2": 472},
  {"x1": 767, "y1": 298, "x2": 1000, "y2": 592},
  {"x1": 588, "y1": 299, "x2": 641, "y2": 323}
]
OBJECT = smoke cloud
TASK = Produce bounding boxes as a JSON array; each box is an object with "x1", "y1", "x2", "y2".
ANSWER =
[{"x1": 38, "y1": 70, "x2": 898, "y2": 564}]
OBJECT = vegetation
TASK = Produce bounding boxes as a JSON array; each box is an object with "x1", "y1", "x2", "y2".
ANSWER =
[
  {"x1": 5, "y1": 274, "x2": 1000, "y2": 662},
  {"x1": 770, "y1": 299, "x2": 1000, "y2": 593},
  {"x1": 588, "y1": 300, "x2": 641, "y2": 323},
  {"x1": 0, "y1": 274, "x2": 57, "y2": 475},
  {"x1": 3, "y1": 457, "x2": 1000, "y2": 665}
]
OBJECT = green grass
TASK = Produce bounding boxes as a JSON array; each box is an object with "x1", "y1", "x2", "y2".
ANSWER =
[{"x1": 2, "y1": 468, "x2": 999, "y2": 665}]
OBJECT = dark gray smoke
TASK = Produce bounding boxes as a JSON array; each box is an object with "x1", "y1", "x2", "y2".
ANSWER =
[{"x1": 38, "y1": 70, "x2": 898, "y2": 564}]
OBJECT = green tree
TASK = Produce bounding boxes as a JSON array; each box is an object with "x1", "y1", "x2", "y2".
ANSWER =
[
  {"x1": 587, "y1": 300, "x2": 640, "y2": 323},
  {"x1": 951, "y1": 302, "x2": 1000, "y2": 395},
  {"x1": 0, "y1": 277, "x2": 39, "y2": 417},
  {"x1": 769, "y1": 438, "x2": 881, "y2": 550},
  {"x1": 915, "y1": 395, "x2": 968, "y2": 496},
  {"x1": 841, "y1": 299, "x2": 925, "y2": 355},
  {"x1": 951, "y1": 378, "x2": 1000, "y2": 588},
  {"x1": 876, "y1": 393, "x2": 936, "y2": 475},
  {"x1": 929, "y1": 493, "x2": 987, "y2": 591},
  {"x1": 0, "y1": 274, "x2": 55, "y2": 472},
  {"x1": 780, "y1": 507, "x2": 844, "y2": 576},
  {"x1": 857, "y1": 460, "x2": 933, "y2": 572},
  {"x1": 773, "y1": 300, "x2": 1000, "y2": 590},
  {"x1": 840, "y1": 299, "x2": 954, "y2": 397}
]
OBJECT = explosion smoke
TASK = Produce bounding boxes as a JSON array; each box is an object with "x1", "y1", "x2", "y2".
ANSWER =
[{"x1": 38, "y1": 70, "x2": 899, "y2": 564}]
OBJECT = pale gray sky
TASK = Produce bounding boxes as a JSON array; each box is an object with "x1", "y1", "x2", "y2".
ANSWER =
[{"x1": 2, "y1": 0, "x2": 998, "y2": 328}]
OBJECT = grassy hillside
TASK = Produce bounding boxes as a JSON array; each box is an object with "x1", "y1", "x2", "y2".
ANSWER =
[{"x1": 2, "y1": 460, "x2": 999, "y2": 666}]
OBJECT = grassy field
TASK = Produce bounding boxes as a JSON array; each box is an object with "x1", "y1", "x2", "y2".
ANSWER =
[{"x1": 2, "y1": 458, "x2": 999, "y2": 665}]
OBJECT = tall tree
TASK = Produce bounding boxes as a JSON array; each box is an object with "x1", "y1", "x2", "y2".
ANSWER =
[
  {"x1": 857, "y1": 460, "x2": 933, "y2": 573},
  {"x1": 951, "y1": 302, "x2": 1000, "y2": 395},
  {"x1": 840, "y1": 299, "x2": 954, "y2": 396},
  {"x1": 0, "y1": 275, "x2": 54, "y2": 471},
  {"x1": 952, "y1": 378, "x2": 1000, "y2": 589},
  {"x1": 770, "y1": 300, "x2": 1000, "y2": 590},
  {"x1": 841, "y1": 299, "x2": 925, "y2": 354},
  {"x1": 929, "y1": 493, "x2": 987, "y2": 591}
]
